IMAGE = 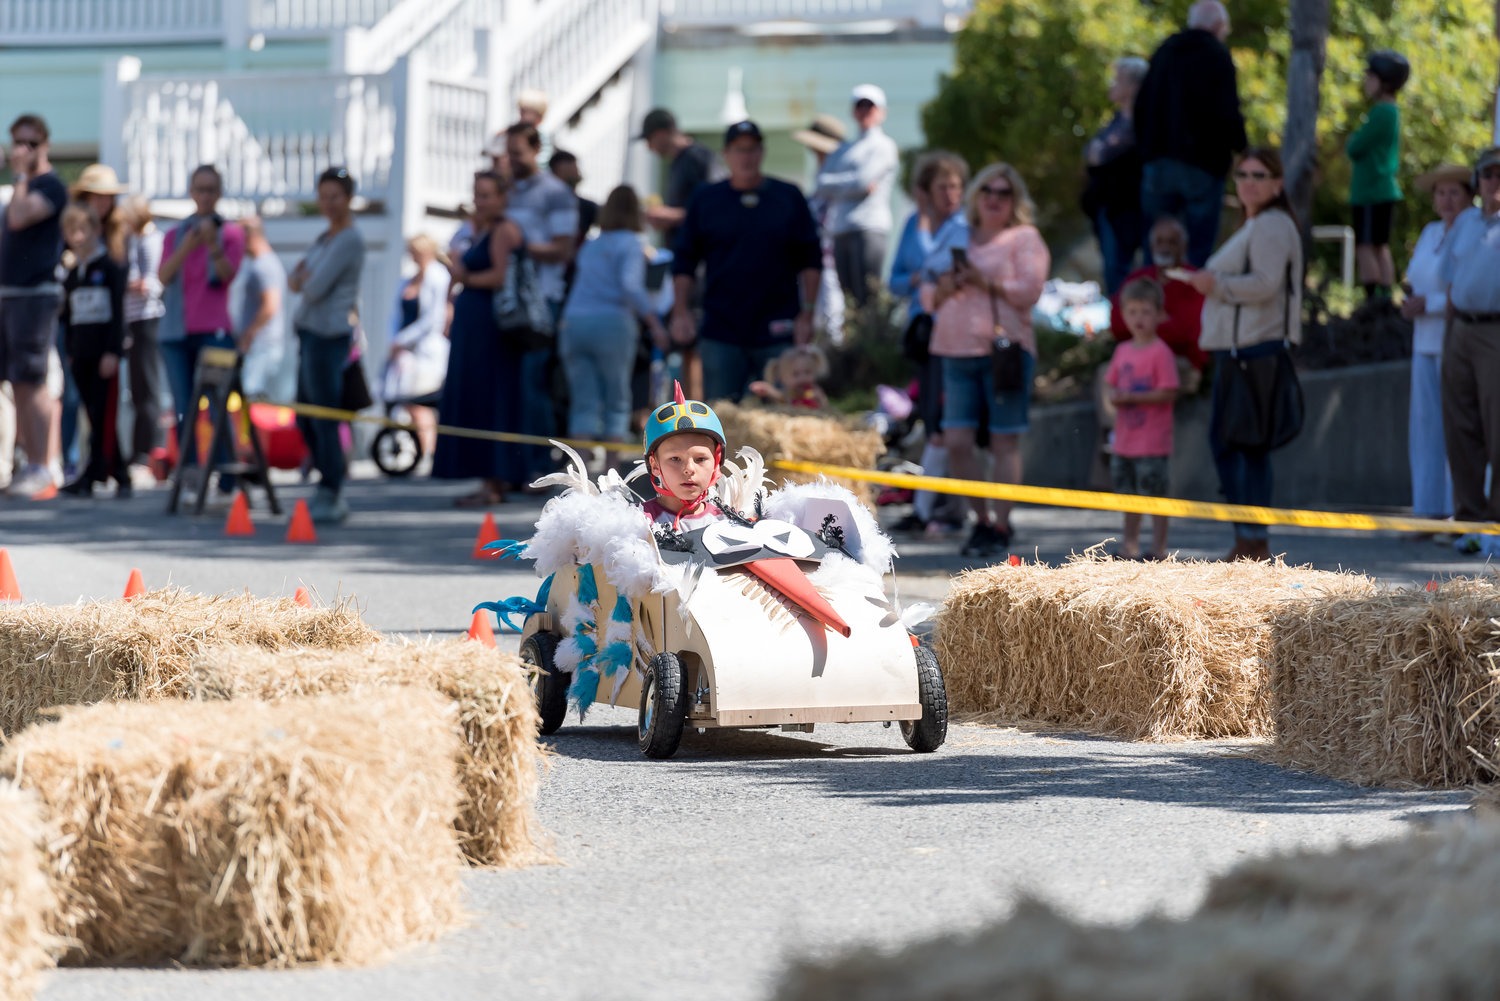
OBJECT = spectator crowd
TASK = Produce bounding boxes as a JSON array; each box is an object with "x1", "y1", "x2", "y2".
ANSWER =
[{"x1": 2, "y1": 0, "x2": 1497, "y2": 561}]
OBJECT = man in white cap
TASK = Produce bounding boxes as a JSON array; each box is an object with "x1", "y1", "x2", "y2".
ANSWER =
[{"x1": 814, "y1": 84, "x2": 899, "y2": 307}]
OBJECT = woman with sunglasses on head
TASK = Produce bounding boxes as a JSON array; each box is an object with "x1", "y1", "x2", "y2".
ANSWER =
[
  {"x1": 1186, "y1": 146, "x2": 1303, "y2": 562},
  {"x1": 288, "y1": 166, "x2": 365, "y2": 524},
  {"x1": 920, "y1": 163, "x2": 1049, "y2": 560}
]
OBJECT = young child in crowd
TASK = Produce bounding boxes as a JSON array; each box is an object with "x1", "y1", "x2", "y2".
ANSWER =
[
  {"x1": 1346, "y1": 49, "x2": 1409, "y2": 300},
  {"x1": 748, "y1": 344, "x2": 829, "y2": 409},
  {"x1": 59, "y1": 203, "x2": 131, "y2": 498},
  {"x1": 641, "y1": 382, "x2": 730, "y2": 531},
  {"x1": 1106, "y1": 278, "x2": 1178, "y2": 559}
]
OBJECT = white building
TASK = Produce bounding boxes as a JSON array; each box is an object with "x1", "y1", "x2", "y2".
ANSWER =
[{"x1": 0, "y1": 0, "x2": 968, "y2": 365}]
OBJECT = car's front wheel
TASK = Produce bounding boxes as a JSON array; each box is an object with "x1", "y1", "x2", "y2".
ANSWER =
[
  {"x1": 521, "y1": 632, "x2": 569, "y2": 735},
  {"x1": 638, "y1": 652, "x2": 689, "y2": 759}
]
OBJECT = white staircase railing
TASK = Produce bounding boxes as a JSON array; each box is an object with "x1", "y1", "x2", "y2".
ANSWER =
[
  {"x1": 658, "y1": 0, "x2": 970, "y2": 28},
  {"x1": 503, "y1": 0, "x2": 657, "y2": 128},
  {"x1": 550, "y1": 63, "x2": 639, "y2": 205},
  {"x1": 0, "y1": 0, "x2": 407, "y2": 45}
]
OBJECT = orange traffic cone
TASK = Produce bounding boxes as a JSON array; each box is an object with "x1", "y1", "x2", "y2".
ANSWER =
[
  {"x1": 293, "y1": 586, "x2": 313, "y2": 607},
  {"x1": 123, "y1": 568, "x2": 146, "y2": 601},
  {"x1": 286, "y1": 499, "x2": 318, "y2": 544},
  {"x1": 472, "y1": 512, "x2": 500, "y2": 559},
  {"x1": 225, "y1": 492, "x2": 255, "y2": 536},
  {"x1": 1008, "y1": 554, "x2": 1022, "y2": 566},
  {"x1": 0, "y1": 549, "x2": 20, "y2": 602},
  {"x1": 466, "y1": 609, "x2": 496, "y2": 647}
]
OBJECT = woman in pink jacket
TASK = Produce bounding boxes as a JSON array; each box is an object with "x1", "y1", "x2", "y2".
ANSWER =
[{"x1": 922, "y1": 163, "x2": 1050, "y2": 559}]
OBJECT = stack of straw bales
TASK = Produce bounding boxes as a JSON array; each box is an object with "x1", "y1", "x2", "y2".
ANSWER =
[
  {"x1": 777, "y1": 820, "x2": 1500, "y2": 1001},
  {"x1": 186, "y1": 639, "x2": 547, "y2": 868},
  {"x1": 715, "y1": 401, "x2": 884, "y2": 505},
  {"x1": 936, "y1": 555, "x2": 1376, "y2": 740},
  {"x1": 1, "y1": 689, "x2": 466, "y2": 967},
  {"x1": 0, "y1": 783, "x2": 57, "y2": 1000},
  {"x1": 1269, "y1": 576, "x2": 1500, "y2": 787},
  {"x1": 0, "y1": 588, "x2": 378, "y2": 735}
]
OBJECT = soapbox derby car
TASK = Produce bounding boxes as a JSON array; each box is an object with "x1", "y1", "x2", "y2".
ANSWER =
[{"x1": 487, "y1": 445, "x2": 948, "y2": 759}]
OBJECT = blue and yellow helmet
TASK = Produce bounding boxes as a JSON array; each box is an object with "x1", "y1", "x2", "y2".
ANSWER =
[{"x1": 643, "y1": 381, "x2": 726, "y2": 459}]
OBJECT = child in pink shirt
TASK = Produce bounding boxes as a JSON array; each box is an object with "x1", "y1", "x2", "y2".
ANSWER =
[{"x1": 1107, "y1": 278, "x2": 1179, "y2": 559}]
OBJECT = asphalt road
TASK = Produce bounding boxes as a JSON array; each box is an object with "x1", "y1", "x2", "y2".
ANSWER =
[{"x1": 3, "y1": 469, "x2": 1482, "y2": 1000}]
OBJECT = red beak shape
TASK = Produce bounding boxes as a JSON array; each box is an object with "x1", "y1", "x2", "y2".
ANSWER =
[{"x1": 744, "y1": 557, "x2": 852, "y2": 638}]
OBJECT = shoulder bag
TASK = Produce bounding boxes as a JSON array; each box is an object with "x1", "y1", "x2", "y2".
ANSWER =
[
  {"x1": 1214, "y1": 240, "x2": 1304, "y2": 452},
  {"x1": 491, "y1": 238, "x2": 555, "y2": 352},
  {"x1": 990, "y1": 286, "x2": 1027, "y2": 393},
  {"x1": 902, "y1": 312, "x2": 933, "y2": 364}
]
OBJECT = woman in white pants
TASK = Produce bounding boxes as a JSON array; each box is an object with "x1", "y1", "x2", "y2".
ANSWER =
[{"x1": 1400, "y1": 165, "x2": 1473, "y2": 525}]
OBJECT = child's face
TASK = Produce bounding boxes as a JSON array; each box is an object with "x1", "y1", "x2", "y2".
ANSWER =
[
  {"x1": 63, "y1": 219, "x2": 97, "y2": 254},
  {"x1": 1121, "y1": 299, "x2": 1161, "y2": 341},
  {"x1": 786, "y1": 357, "x2": 820, "y2": 388},
  {"x1": 651, "y1": 434, "x2": 718, "y2": 503},
  {"x1": 1362, "y1": 71, "x2": 1383, "y2": 100}
]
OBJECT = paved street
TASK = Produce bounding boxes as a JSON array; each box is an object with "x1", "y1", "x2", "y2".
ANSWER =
[{"x1": 3, "y1": 467, "x2": 1485, "y2": 1000}]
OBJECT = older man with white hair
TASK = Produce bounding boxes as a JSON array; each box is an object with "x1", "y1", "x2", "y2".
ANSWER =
[
  {"x1": 1133, "y1": 0, "x2": 1248, "y2": 267},
  {"x1": 814, "y1": 83, "x2": 899, "y2": 307}
]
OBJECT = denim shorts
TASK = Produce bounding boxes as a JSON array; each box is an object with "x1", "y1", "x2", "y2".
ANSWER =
[{"x1": 940, "y1": 351, "x2": 1035, "y2": 435}]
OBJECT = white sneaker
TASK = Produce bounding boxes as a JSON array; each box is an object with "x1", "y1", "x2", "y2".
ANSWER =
[{"x1": 7, "y1": 465, "x2": 57, "y2": 501}]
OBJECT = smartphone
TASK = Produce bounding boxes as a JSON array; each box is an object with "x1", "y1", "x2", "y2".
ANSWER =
[{"x1": 950, "y1": 247, "x2": 969, "y2": 270}]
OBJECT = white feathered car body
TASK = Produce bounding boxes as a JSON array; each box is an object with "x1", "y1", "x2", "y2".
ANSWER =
[{"x1": 501, "y1": 445, "x2": 947, "y2": 759}]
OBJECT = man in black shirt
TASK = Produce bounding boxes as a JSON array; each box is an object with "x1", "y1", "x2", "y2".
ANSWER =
[
  {"x1": 1133, "y1": 0, "x2": 1248, "y2": 267},
  {"x1": 670, "y1": 121, "x2": 822, "y2": 403},
  {"x1": 1, "y1": 113, "x2": 69, "y2": 500},
  {"x1": 642, "y1": 107, "x2": 719, "y2": 399}
]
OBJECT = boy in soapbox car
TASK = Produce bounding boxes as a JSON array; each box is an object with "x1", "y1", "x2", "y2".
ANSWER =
[{"x1": 496, "y1": 385, "x2": 946, "y2": 760}]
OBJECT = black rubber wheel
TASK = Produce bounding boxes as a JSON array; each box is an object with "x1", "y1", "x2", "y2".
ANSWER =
[
  {"x1": 520, "y1": 632, "x2": 569, "y2": 736},
  {"x1": 638, "y1": 652, "x2": 689, "y2": 759},
  {"x1": 900, "y1": 644, "x2": 948, "y2": 753},
  {"x1": 372, "y1": 426, "x2": 421, "y2": 477}
]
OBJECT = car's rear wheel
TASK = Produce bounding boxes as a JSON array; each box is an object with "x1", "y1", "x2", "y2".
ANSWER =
[
  {"x1": 638, "y1": 652, "x2": 689, "y2": 759},
  {"x1": 900, "y1": 644, "x2": 948, "y2": 752},
  {"x1": 521, "y1": 632, "x2": 569, "y2": 735}
]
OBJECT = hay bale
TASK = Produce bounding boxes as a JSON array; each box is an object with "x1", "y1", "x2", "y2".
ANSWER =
[
  {"x1": 186, "y1": 639, "x2": 546, "y2": 868},
  {"x1": 0, "y1": 588, "x2": 379, "y2": 735},
  {"x1": 1269, "y1": 578, "x2": 1500, "y2": 787},
  {"x1": 1, "y1": 689, "x2": 466, "y2": 967},
  {"x1": 715, "y1": 401, "x2": 884, "y2": 505},
  {"x1": 935, "y1": 555, "x2": 1375, "y2": 740},
  {"x1": 0, "y1": 783, "x2": 57, "y2": 1000},
  {"x1": 777, "y1": 821, "x2": 1500, "y2": 1001}
]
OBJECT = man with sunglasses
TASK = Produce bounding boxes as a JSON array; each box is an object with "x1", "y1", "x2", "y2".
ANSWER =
[
  {"x1": 1, "y1": 114, "x2": 69, "y2": 500},
  {"x1": 1439, "y1": 147, "x2": 1500, "y2": 532},
  {"x1": 814, "y1": 84, "x2": 899, "y2": 308}
]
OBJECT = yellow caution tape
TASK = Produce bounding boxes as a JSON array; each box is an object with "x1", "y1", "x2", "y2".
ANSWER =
[{"x1": 275, "y1": 399, "x2": 1500, "y2": 536}]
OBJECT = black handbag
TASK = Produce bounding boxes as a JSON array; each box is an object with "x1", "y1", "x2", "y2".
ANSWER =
[
  {"x1": 492, "y1": 241, "x2": 555, "y2": 352},
  {"x1": 989, "y1": 289, "x2": 1027, "y2": 393},
  {"x1": 341, "y1": 355, "x2": 374, "y2": 412},
  {"x1": 1216, "y1": 256, "x2": 1304, "y2": 451},
  {"x1": 902, "y1": 312, "x2": 933, "y2": 364}
]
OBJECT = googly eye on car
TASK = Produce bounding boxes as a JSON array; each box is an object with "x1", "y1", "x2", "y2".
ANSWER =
[{"x1": 700, "y1": 519, "x2": 816, "y2": 561}]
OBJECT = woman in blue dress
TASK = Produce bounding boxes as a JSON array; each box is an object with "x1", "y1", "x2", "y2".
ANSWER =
[{"x1": 434, "y1": 170, "x2": 530, "y2": 507}]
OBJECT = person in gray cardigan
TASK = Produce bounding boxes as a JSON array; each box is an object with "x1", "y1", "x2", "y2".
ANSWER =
[
  {"x1": 289, "y1": 167, "x2": 365, "y2": 524},
  {"x1": 1187, "y1": 146, "x2": 1302, "y2": 562}
]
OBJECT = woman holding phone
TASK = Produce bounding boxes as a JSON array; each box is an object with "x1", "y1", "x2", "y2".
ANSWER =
[{"x1": 920, "y1": 162, "x2": 1050, "y2": 560}]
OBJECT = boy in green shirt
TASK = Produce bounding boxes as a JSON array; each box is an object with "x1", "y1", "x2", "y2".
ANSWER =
[{"x1": 1346, "y1": 49, "x2": 1410, "y2": 300}]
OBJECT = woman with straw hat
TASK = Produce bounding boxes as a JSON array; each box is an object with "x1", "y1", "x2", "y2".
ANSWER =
[
  {"x1": 1399, "y1": 164, "x2": 1475, "y2": 529},
  {"x1": 70, "y1": 163, "x2": 128, "y2": 263}
]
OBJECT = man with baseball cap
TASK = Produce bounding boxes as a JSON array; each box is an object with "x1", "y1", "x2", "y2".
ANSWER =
[
  {"x1": 670, "y1": 120, "x2": 821, "y2": 402},
  {"x1": 639, "y1": 106, "x2": 720, "y2": 399},
  {"x1": 813, "y1": 84, "x2": 899, "y2": 307},
  {"x1": 1440, "y1": 146, "x2": 1500, "y2": 529}
]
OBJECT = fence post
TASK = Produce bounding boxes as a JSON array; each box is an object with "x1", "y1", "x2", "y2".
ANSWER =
[{"x1": 391, "y1": 52, "x2": 430, "y2": 239}]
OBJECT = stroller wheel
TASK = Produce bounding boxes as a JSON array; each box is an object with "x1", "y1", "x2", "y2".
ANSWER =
[{"x1": 372, "y1": 426, "x2": 422, "y2": 477}]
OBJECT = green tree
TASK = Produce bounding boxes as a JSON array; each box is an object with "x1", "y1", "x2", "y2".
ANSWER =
[{"x1": 923, "y1": 0, "x2": 1498, "y2": 265}]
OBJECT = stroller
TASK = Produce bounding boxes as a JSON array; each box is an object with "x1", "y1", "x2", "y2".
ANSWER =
[{"x1": 371, "y1": 388, "x2": 441, "y2": 477}]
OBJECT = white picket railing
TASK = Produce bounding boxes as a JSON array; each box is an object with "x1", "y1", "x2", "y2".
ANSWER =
[
  {"x1": 423, "y1": 77, "x2": 492, "y2": 211},
  {"x1": 659, "y1": 0, "x2": 970, "y2": 27},
  {"x1": 550, "y1": 63, "x2": 638, "y2": 205},
  {"x1": 246, "y1": 0, "x2": 404, "y2": 33},
  {"x1": 0, "y1": 0, "x2": 225, "y2": 43}
]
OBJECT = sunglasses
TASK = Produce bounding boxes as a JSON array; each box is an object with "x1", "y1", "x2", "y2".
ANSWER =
[
  {"x1": 1480, "y1": 167, "x2": 1500, "y2": 180},
  {"x1": 1234, "y1": 169, "x2": 1274, "y2": 181},
  {"x1": 979, "y1": 185, "x2": 1015, "y2": 199}
]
